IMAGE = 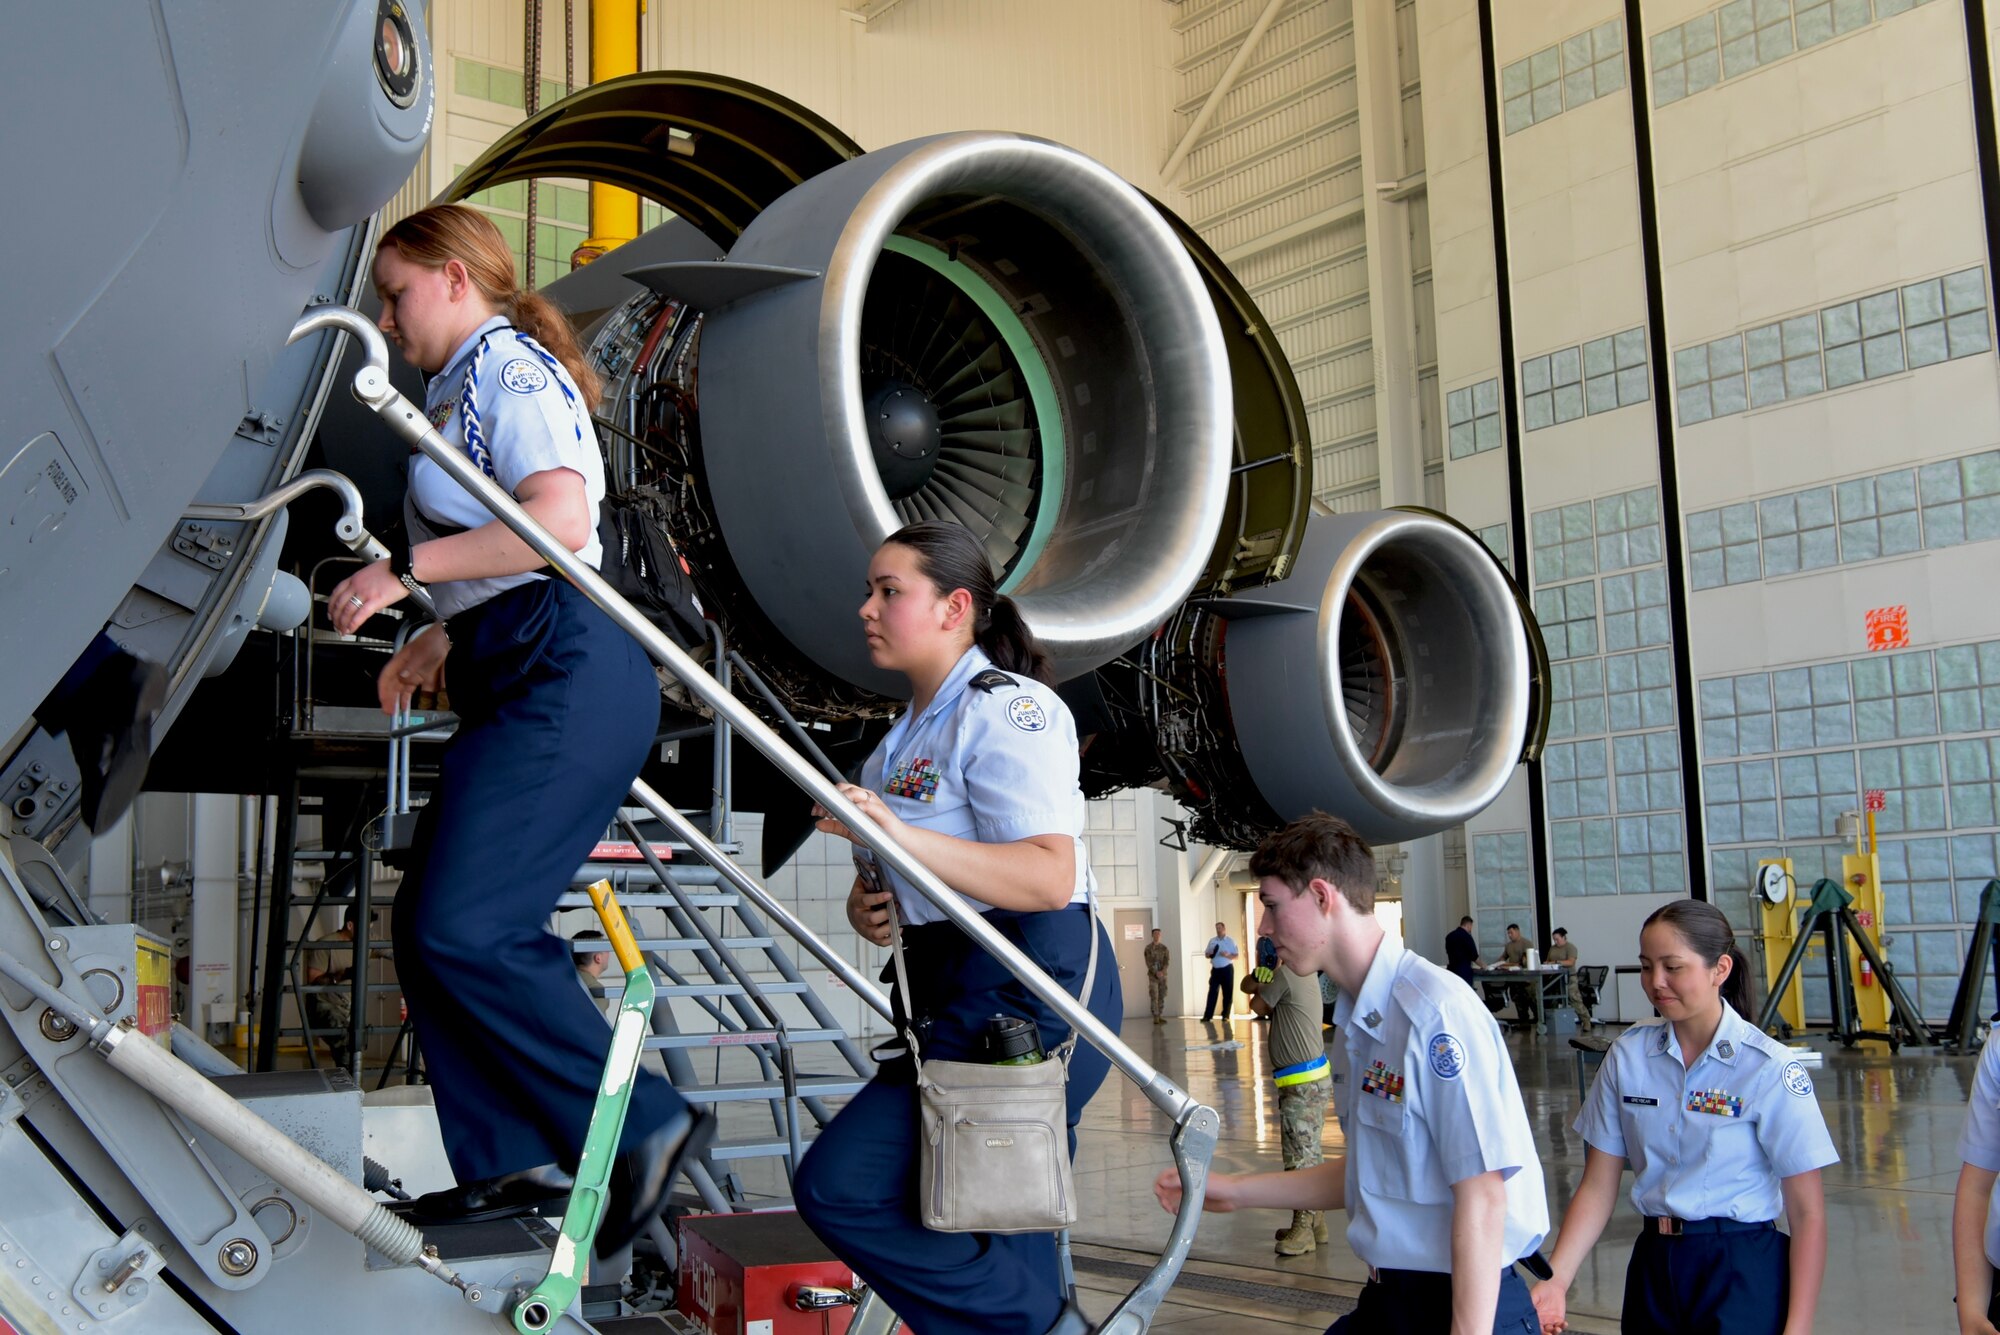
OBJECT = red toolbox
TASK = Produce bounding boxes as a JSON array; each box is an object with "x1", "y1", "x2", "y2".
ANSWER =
[{"x1": 675, "y1": 1211, "x2": 908, "y2": 1334}]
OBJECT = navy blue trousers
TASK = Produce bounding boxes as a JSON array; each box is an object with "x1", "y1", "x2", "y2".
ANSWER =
[
  {"x1": 794, "y1": 904, "x2": 1122, "y2": 1335},
  {"x1": 392, "y1": 579, "x2": 681, "y2": 1182},
  {"x1": 1621, "y1": 1223, "x2": 1788, "y2": 1335},
  {"x1": 1202, "y1": 965, "x2": 1235, "y2": 1020},
  {"x1": 1329, "y1": 1268, "x2": 1539, "y2": 1334}
]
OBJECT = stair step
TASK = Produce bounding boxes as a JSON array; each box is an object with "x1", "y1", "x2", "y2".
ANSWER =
[
  {"x1": 707, "y1": 1135, "x2": 818, "y2": 1162},
  {"x1": 573, "y1": 863, "x2": 725, "y2": 887},
  {"x1": 554, "y1": 891, "x2": 737, "y2": 910},
  {"x1": 652, "y1": 981, "x2": 811, "y2": 998},
  {"x1": 633, "y1": 936, "x2": 773, "y2": 952},
  {"x1": 682, "y1": 1075, "x2": 869, "y2": 1103},
  {"x1": 642, "y1": 1027, "x2": 849, "y2": 1051}
]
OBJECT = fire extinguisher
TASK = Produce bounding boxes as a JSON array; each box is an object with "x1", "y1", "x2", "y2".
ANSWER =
[{"x1": 1859, "y1": 957, "x2": 1875, "y2": 988}]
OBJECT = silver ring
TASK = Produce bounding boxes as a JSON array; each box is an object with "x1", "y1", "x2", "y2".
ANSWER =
[{"x1": 348, "y1": 595, "x2": 365, "y2": 608}]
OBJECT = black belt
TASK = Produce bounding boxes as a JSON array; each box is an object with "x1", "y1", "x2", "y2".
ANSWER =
[
  {"x1": 1368, "y1": 1253, "x2": 1549, "y2": 1284},
  {"x1": 1644, "y1": 1216, "x2": 1775, "y2": 1236}
]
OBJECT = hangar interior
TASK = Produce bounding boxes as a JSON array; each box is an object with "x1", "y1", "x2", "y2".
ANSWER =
[{"x1": 4, "y1": 0, "x2": 1999, "y2": 1332}]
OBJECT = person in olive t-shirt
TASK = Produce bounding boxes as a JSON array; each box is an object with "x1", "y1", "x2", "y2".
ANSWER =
[
  {"x1": 1547, "y1": 926, "x2": 1592, "y2": 1031},
  {"x1": 1250, "y1": 967, "x2": 1331, "y2": 1255}
]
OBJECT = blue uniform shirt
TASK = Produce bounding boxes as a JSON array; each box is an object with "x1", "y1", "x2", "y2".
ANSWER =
[
  {"x1": 1575, "y1": 1004, "x2": 1838, "y2": 1222},
  {"x1": 1957, "y1": 1035, "x2": 2000, "y2": 1266},
  {"x1": 1330, "y1": 932, "x2": 1549, "y2": 1271},
  {"x1": 857, "y1": 645, "x2": 1091, "y2": 926},
  {"x1": 409, "y1": 315, "x2": 606, "y2": 619}
]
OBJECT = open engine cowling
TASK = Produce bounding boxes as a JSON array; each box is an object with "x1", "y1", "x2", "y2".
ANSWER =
[{"x1": 642, "y1": 132, "x2": 1232, "y2": 696}]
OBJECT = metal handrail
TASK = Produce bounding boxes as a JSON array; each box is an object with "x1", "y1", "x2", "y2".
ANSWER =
[{"x1": 290, "y1": 303, "x2": 1218, "y2": 1334}]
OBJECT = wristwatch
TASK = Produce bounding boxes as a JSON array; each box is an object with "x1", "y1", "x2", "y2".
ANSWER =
[{"x1": 388, "y1": 545, "x2": 426, "y2": 599}]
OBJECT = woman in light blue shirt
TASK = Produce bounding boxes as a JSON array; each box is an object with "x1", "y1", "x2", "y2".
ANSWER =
[
  {"x1": 1955, "y1": 1036, "x2": 2000, "y2": 1334},
  {"x1": 793, "y1": 521, "x2": 1120, "y2": 1335},
  {"x1": 1529, "y1": 900, "x2": 1835, "y2": 1335}
]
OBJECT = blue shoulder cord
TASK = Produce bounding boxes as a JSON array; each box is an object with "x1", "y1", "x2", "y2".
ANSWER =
[{"x1": 457, "y1": 323, "x2": 585, "y2": 480}]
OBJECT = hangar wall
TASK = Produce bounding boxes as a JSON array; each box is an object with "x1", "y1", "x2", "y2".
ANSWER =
[{"x1": 1432, "y1": 0, "x2": 2000, "y2": 1021}]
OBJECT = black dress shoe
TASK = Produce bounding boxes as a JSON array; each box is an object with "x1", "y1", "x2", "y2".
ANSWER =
[
  {"x1": 403, "y1": 1164, "x2": 575, "y2": 1224},
  {"x1": 593, "y1": 1105, "x2": 716, "y2": 1260},
  {"x1": 42, "y1": 647, "x2": 166, "y2": 833}
]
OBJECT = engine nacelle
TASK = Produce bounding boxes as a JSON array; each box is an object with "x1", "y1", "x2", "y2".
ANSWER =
[{"x1": 1074, "y1": 511, "x2": 1535, "y2": 847}]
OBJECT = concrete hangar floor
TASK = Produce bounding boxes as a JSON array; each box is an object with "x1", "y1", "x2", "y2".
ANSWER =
[{"x1": 1046, "y1": 1017, "x2": 1972, "y2": 1334}]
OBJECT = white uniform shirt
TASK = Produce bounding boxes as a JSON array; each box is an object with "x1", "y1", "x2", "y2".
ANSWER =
[
  {"x1": 1330, "y1": 932, "x2": 1549, "y2": 1271},
  {"x1": 856, "y1": 645, "x2": 1091, "y2": 927},
  {"x1": 1957, "y1": 1034, "x2": 2000, "y2": 1266},
  {"x1": 1575, "y1": 1004, "x2": 1838, "y2": 1222},
  {"x1": 409, "y1": 315, "x2": 606, "y2": 619}
]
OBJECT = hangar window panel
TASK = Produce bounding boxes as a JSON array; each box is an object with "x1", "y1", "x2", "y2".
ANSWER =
[
  {"x1": 1545, "y1": 739, "x2": 1611, "y2": 820},
  {"x1": 1852, "y1": 650, "x2": 1938, "y2": 741},
  {"x1": 1860, "y1": 742, "x2": 1948, "y2": 833},
  {"x1": 1472, "y1": 832, "x2": 1534, "y2": 915},
  {"x1": 454, "y1": 57, "x2": 490, "y2": 101},
  {"x1": 1794, "y1": 0, "x2": 1871, "y2": 47},
  {"x1": 1447, "y1": 378, "x2": 1503, "y2": 459},
  {"x1": 1613, "y1": 729, "x2": 1683, "y2": 814},
  {"x1": 1552, "y1": 818, "x2": 1619, "y2": 896},
  {"x1": 1699, "y1": 670, "x2": 1773, "y2": 757},
  {"x1": 1937, "y1": 641, "x2": 2000, "y2": 733},
  {"x1": 1704, "y1": 759, "x2": 1779, "y2": 844},
  {"x1": 1836, "y1": 468, "x2": 1921, "y2": 562},
  {"x1": 1921, "y1": 450, "x2": 2000, "y2": 547},
  {"x1": 1674, "y1": 334, "x2": 1746, "y2": 426},
  {"x1": 1476, "y1": 523, "x2": 1512, "y2": 572},
  {"x1": 1772, "y1": 663, "x2": 1854, "y2": 750},
  {"x1": 1532, "y1": 501, "x2": 1596, "y2": 582},
  {"x1": 1617, "y1": 813, "x2": 1686, "y2": 894},
  {"x1": 1596, "y1": 485, "x2": 1663, "y2": 572},
  {"x1": 1758, "y1": 486, "x2": 1837, "y2": 576},
  {"x1": 1605, "y1": 646, "x2": 1677, "y2": 731},
  {"x1": 1877, "y1": 837, "x2": 1952, "y2": 926},
  {"x1": 1947, "y1": 737, "x2": 2000, "y2": 828},
  {"x1": 1954, "y1": 834, "x2": 2000, "y2": 921},
  {"x1": 1777, "y1": 751, "x2": 1859, "y2": 841},
  {"x1": 1534, "y1": 580, "x2": 1599, "y2": 662},
  {"x1": 1549, "y1": 659, "x2": 1608, "y2": 740}
]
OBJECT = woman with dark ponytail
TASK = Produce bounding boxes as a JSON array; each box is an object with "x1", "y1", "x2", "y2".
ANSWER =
[
  {"x1": 792, "y1": 521, "x2": 1119, "y2": 1335},
  {"x1": 1528, "y1": 899, "x2": 1836, "y2": 1335},
  {"x1": 326, "y1": 203, "x2": 705, "y2": 1260}
]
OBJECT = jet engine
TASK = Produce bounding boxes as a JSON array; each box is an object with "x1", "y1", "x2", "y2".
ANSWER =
[{"x1": 442, "y1": 75, "x2": 1546, "y2": 849}]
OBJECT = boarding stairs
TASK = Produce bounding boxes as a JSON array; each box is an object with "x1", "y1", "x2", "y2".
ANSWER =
[{"x1": 0, "y1": 306, "x2": 1219, "y2": 1335}]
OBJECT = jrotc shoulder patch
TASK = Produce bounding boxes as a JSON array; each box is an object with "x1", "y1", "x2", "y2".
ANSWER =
[
  {"x1": 1782, "y1": 1061, "x2": 1814, "y2": 1097},
  {"x1": 967, "y1": 668, "x2": 1016, "y2": 694},
  {"x1": 1006, "y1": 695, "x2": 1048, "y2": 732},
  {"x1": 498, "y1": 357, "x2": 549, "y2": 394},
  {"x1": 1427, "y1": 1033, "x2": 1466, "y2": 1080}
]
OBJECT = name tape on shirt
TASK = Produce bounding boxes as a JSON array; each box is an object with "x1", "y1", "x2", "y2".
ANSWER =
[
  {"x1": 1427, "y1": 1033, "x2": 1466, "y2": 1080},
  {"x1": 499, "y1": 357, "x2": 549, "y2": 394},
  {"x1": 1782, "y1": 1060, "x2": 1814, "y2": 1097},
  {"x1": 1622, "y1": 1095, "x2": 1660, "y2": 1106},
  {"x1": 1006, "y1": 695, "x2": 1048, "y2": 732},
  {"x1": 884, "y1": 758, "x2": 941, "y2": 802},
  {"x1": 1686, "y1": 1088, "x2": 1743, "y2": 1118}
]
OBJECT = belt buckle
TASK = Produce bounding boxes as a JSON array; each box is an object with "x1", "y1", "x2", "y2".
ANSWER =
[{"x1": 1656, "y1": 1216, "x2": 1683, "y2": 1237}]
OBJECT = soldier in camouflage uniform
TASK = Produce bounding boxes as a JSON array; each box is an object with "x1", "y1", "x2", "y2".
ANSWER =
[
  {"x1": 1250, "y1": 965, "x2": 1331, "y2": 1255},
  {"x1": 1144, "y1": 928, "x2": 1171, "y2": 1024}
]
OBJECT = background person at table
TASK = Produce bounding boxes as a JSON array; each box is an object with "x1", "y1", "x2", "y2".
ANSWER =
[
  {"x1": 1446, "y1": 915, "x2": 1483, "y2": 988},
  {"x1": 1202, "y1": 921, "x2": 1239, "y2": 1022},
  {"x1": 1546, "y1": 927, "x2": 1593, "y2": 1033},
  {"x1": 1497, "y1": 923, "x2": 1539, "y2": 1027}
]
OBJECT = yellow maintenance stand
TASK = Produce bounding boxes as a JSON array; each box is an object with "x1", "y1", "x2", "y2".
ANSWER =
[{"x1": 1753, "y1": 802, "x2": 1931, "y2": 1049}]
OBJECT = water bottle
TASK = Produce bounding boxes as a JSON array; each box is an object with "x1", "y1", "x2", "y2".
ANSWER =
[
  {"x1": 1525, "y1": 947, "x2": 1540, "y2": 970},
  {"x1": 979, "y1": 1015, "x2": 1046, "y2": 1066}
]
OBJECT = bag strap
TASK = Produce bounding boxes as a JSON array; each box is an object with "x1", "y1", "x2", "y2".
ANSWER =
[{"x1": 885, "y1": 865, "x2": 1099, "y2": 1078}]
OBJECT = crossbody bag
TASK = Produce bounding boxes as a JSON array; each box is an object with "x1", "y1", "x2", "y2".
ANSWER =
[{"x1": 886, "y1": 892, "x2": 1099, "y2": 1235}]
